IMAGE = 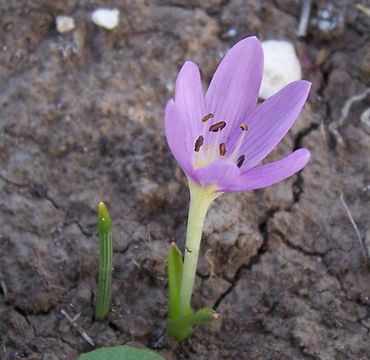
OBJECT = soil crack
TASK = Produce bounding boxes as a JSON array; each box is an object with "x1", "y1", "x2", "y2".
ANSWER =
[
  {"x1": 213, "y1": 209, "x2": 277, "y2": 310},
  {"x1": 0, "y1": 174, "x2": 27, "y2": 188},
  {"x1": 275, "y1": 230, "x2": 328, "y2": 258}
]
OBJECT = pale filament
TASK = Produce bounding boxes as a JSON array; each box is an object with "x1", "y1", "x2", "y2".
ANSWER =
[
  {"x1": 193, "y1": 113, "x2": 218, "y2": 168},
  {"x1": 208, "y1": 127, "x2": 223, "y2": 163},
  {"x1": 193, "y1": 115, "x2": 248, "y2": 169},
  {"x1": 229, "y1": 125, "x2": 248, "y2": 162}
]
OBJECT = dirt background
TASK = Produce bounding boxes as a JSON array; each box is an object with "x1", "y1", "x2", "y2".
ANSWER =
[{"x1": 0, "y1": 0, "x2": 369, "y2": 359}]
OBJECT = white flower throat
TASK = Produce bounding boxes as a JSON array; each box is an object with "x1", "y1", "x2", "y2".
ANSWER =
[{"x1": 192, "y1": 113, "x2": 248, "y2": 169}]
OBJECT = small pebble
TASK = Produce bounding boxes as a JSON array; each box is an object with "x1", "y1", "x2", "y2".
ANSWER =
[
  {"x1": 310, "y1": 4, "x2": 344, "y2": 40},
  {"x1": 226, "y1": 28, "x2": 237, "y2": 38},
  {"x1": 56, "y1": 16, "x2": 75, "y2": 34},
  {"x1": 91, "y1": 8, "x2": 119, "y2": 30},
  {"x1": 259, "y1": 40, "x2": 302, "y2": 99},
  {"x1": 360, "y1": 108, "x2": 370, "y2": 133}
]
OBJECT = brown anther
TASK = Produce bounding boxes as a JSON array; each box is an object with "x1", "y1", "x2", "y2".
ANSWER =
[
  {"x1": 236, "y1": 155, "x2": 245, "y2": 168},
  {"x1": 209, "y1": 121, "x2": 226, "y2": 132},
  {"x1": 219, "y1": 143, "x2": 226, "y2": 156},
  {"x1": 194, "y1": 135, "x2": 204, "y2": 152},
  {"x1": 201, "y1": 113, "x2": 214, "y2": 122},
  {"x1": 240, "y1": 124, "x2": 248, "y2": 131}
]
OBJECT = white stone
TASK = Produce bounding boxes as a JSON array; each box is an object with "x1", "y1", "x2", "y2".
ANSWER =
[
  {"x1": 226, "y1": 28, "x2": 237, "y2": 38},
  {"x1": 91, "y1": 8, "x2": 119, "y2": 30},
  {"x1": 259, "y1": 40, "x2": 302, "y2": 99},
  {"x1": 360, "y1": 107, "x2": 370, "y2": 133},
  {"x1": 56, "y1": 16, "x2": 75, "y2": 34}
]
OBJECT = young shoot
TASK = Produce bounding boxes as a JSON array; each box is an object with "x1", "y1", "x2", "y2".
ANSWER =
[{"x1": 95, "y1": 202, "x2": 113, "y2": 321}]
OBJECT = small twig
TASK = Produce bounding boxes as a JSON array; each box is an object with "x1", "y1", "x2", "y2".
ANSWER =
[
  {"x1": 0, "y1": 279, "x2": 8, "y2": 300},
  {"x1": 337, "y1": 89, "x2": 370, "y2": 128},
  {"x1": 297, "y1": 0, "x2": 312, "y2": 37},
  {"x1": 205, "y1": 249, "x2": 215, "y2": 279},
  {"x1": 356, "y1": 4, "x2": 370, "y2": 17},
  {"x1": 360, "y1": 108, "x2": 370, "y2": 130},
  {"x1": 60, "y1": 309, "x2": 95, "y2": 346},
  {"x1": 339, "y1": 193, "x2": 368, "y2": 259},
  {"x1": 329, "y1": 89, "x2": 370, "y2": 145}
]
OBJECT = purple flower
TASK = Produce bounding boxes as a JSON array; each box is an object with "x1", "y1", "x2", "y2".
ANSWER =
[{"x1": 164, "y1": 37, "x2": 311, "y2": 192}]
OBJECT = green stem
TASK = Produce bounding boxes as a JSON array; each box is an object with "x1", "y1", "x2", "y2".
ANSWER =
[{"x1": 178, "y1": 182, "x2": 219, "y2": 318}]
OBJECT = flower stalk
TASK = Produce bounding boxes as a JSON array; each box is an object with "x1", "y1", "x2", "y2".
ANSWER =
[{"x1": 179, "y1": 182, "x2": 219, "y2": 317}]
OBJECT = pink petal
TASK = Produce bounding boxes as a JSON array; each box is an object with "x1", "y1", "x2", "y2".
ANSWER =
[
  {"x1": 164, "y1": 100, "x2": 194, "y2": 176},
  {"x1": 175, "y1": 61, "x2": 205, "y2": 143},
  {"x1": 205, "y1": 37, "x2": 263, "y2": 142},
  {"x1": 240, "y1": 80, "x2": 311, "y2": 170},
  {"x1": 224, "y1": 149, "x2": 310, "y2": 192},
  {"x1": 194, "y1": 161, "x2": 241, "y2": 191}
]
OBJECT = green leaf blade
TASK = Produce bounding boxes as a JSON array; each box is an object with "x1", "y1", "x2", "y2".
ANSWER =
[
  {"x1": 170, "y1": 307, "x2": 218, "y2": 329},
  {"x1": 167, "y1": 242, "x2": 183, "y2": 320}
]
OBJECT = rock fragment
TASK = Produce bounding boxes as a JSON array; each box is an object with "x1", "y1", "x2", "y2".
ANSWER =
[
  {"x1": 56, "y1": 16, "x2": 75, "y2": 34},
  {"x1": 259, "y1": 40, "x2": 302, "y2": 99},
  {"x1": 310, "y1": 3, "x2": 345, "y2": 40},
  {"x1": 91, "y1": 8, "x2": 120, "y2": 30}
]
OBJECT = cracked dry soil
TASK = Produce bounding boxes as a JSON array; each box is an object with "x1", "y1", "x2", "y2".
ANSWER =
[{"x1": 0, "y1": 1, "x2": 370, "y2": 359}]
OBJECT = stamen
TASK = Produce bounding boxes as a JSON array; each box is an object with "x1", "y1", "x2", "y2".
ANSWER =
[
  {"x1": 194, "y1": 135, "x2": 204, "y2": 152},
  {"x1": 219, "y1": 143, "x2": 226, "y2": 156},
  {"x1": 209, "y1": 121, "x2": 226, "y2": 132},
  {"x1": 201, "y1": 113, "x2": 214, "y2": 122},
  {"x1": 236, "y1": 155, "x2": 245, "y2": 168},
  {"x1": 230, "y1": 124, "x2": 248, "y2": 163}
]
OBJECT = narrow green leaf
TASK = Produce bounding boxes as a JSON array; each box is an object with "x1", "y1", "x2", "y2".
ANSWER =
[
  {"x1": 95, "y1": 202, "x2": 113, "y2": 321},
  {"x1": 77, "y1": 345, "x2": 164, "y2": 360},
  {"x1": 169, "y1": 307, "x2": 219, "y2": 328},
  {"x1": 192, "y1": 307, "x2": 219, "y2": 324},
  {"x1": 167, "y1": 243, "x2": 195, "y2": 341},
  {"x1": 167, "y1": 242, "x2": 183, "y2": 320}
]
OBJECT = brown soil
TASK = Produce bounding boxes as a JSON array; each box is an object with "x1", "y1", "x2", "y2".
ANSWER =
[{"x1": 1, "y1": 1, "x2": 369, "y2": 359}]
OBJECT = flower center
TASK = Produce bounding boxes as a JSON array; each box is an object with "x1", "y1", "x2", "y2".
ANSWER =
[{"x1": 192, "y1": 114, "x2": 248, "y2": 169}]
